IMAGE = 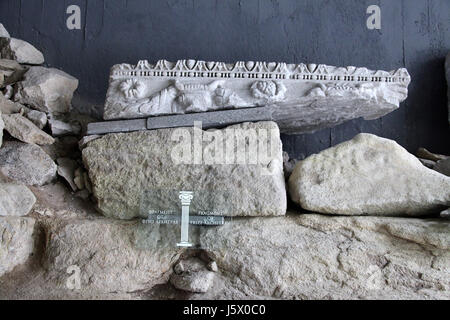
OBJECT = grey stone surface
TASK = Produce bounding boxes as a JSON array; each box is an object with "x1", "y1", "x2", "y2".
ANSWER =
[
  {"x1": 0, "y1": 24, "x2": 9, "y2": 38},
  {"x1": 288, "y1": 133, "x2": 450, "y2": 216},
  {"x1": 73, "y1": 168, "x2": 85, "y2": 190},
  {"x1": 44, "y1": 217, "x2": 181, "y2": 293},
  {"x1": 434, "y1": 158, "x2": 450, "y2": 177},
  {"x1": 198, "y1": 213, "x2": 450, "y2": 299},
  {"x1": 103, "y1": 60, "x2": 410, "y2": 134},
  {"x1": 418, "y1": 158, "x2": 436, "y2": 169},
  {"x1": 14, "y1": 66, "x2": 78, "y2": 113},
  {"x1": 1, "y1": 182, "x2": 449, "y2": 299},
  {"x1": 416, "y1": 147, "x2": 448, "y2": 162},
  {"x1": 40, "y1": 136, "x2": 80, "y2": 161},
  {"x1": 0, "y1": 217, "x2": 36, "y2": 277},
  {"x1": 0, "y1": 182, "x2": 36, "y2": 216},
  {"x1": 0, "y1": 37, "x2": 44, "y2": 65},
  {"x1": 87, "y1": 107, "x2": 273, "y2": 135},
  {"x1": 83, "y1": 121, "x2": 286, "y2": 219},
  {"x1": 2, "y1": 1, "x2": 450, "y2": 157},
  {"x1": 0, "y1": 108, "x2": 3, "y2": 147},
  {"x1": 2, "y1": 113, "x2": 54, "y2": 145},
  {"x1": 0, "y1": 141, "x2": 57, "y2": 186},
  {"x1": 282, "y1": 151, "x2": 299, "y2": 179},
  {"x1": 170, "y1": 258, "x2": 215, "y2": 293},
  {"x1": 0, "y1": 92, "x2": 24, "y2": 114}
]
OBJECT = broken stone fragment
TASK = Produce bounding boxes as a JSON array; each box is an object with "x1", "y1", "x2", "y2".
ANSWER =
[
  {"x1": 170, "y1": 258, "x2": 215, "y2": 293},
  {"x1": 83, "y1": 171, "x2": 92, "y2": 193},
  {"x1": 288, "y1": 133, "x2": 450, "y2": 216},
  {"x1": 173, "y1": 261, "x2": 185, "y2": 275},
  {"x1": 14, "y1": 66, "x2": 78, "y2": 113},
  {"x1": 0, "y1": 141, "x2": 57, "y2": 186},
  {"x1": 0, "y1": 59, "x2": 26, "y2": 88},
  {"x1": 73, "y1": 175, "x2": 85, "y2": 190},
  {"x1": 0, "y1": 24, "x2": 10, "y2": 38},
  {"x1": 103, "y1": 59, "x2": 410, "y2": 134},
  {"x1": 24, "y1": 109, "x2": 47, "y2": 129},
  {"x1": 48, "y1": 118, "x2": 81, "y2": 136},
  {"x1": 446, "y1": 53, "x2": 450, "y2": 125},
  {"x1": 43, "y1": 218, "x2": 181, "y2": 293},
  {"x1": 56, "y1": 157, "x2": 78, "y2": 191},
  {"x1": 0, "y1": 182, "x2": 36, "y2": 216},
  {"x1": 199, "y1": 214, "x2": 450, "y2": 299},
  {"x1": 0, "y1": 217, "x2": 36, "y2": 277},
  {"x1": 82, "y1": 121, "x2": 286, "y2": 219},
  {"x1": 0, "y1": 37, "x2": 44, "y2": 65},
  {"x1": 282, "y1": 151, "x2": 300, "y2": 179},
  {"x1": 441, "y1": 208, "x2": 450, "y2": 219},
  {"x1": 0, "y1": 92, "x2": 24, "y2": 114},
  {"x1": 207, "y1": 261, "x2": 218, "y2": 272},
  {"x1": 2, "y1": 113, "x2": 55, "y2": 145}
]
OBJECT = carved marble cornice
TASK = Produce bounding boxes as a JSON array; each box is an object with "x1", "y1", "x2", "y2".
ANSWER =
[{"x1": 98, "y1": 59, "x2": 411, "y2": 134}]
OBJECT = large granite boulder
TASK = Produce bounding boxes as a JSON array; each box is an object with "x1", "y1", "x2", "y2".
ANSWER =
[
  {"x1": 82, "y1": 121, "x2": 286, "y2": 219},
  {"x1": 0, "y1": 182, "x2": 36, "y2": 216},
  {"x1": 0, "y1": 217, "x2": 36, "y2": 277},
  {"x1": 288, "y1": 133, "x2": 450, "y2": 216},
  {"x1": 198, "y1": 214, "x2": 450, "y2": 299},
  {"x1": 0, "y1": 141, "x2": 57, "y2": 186},
  {"x1": 0, "y1": 37, "x2": 44, "y2": 65},
  {"x1": 14, "y1": 67, "x2": 78, "y2": 114},
  {"x1": 44, "y1": 218, "x2": 181, "y2": 293}
]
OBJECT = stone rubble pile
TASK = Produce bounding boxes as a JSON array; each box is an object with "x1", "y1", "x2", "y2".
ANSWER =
[
  {"x1": 0, "y1": 25, "x2": 94, "y2": 200},
  {"x1": 0, "y1": 25, "x2": 96, "y2": 279},
  {"x1": 0, "y1": 22, "x2": 449, "y2": 300}
]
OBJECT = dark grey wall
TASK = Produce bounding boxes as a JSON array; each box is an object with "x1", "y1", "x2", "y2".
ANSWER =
[{"x1": 1, "y1": 0, "x2": 449, "y2": 157}]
